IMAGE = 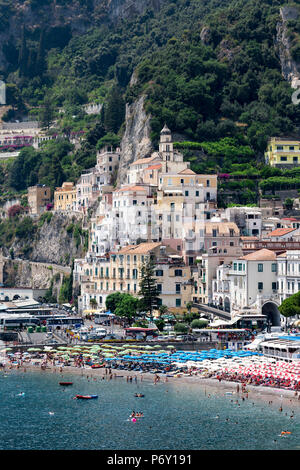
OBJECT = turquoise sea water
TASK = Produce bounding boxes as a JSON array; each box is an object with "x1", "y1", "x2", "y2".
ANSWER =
[{"x1": 0, "y1": 369, "x2": 299, "y2": 450}]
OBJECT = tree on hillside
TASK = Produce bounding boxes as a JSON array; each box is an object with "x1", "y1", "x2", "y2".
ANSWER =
[
  {"x1": 18, "y1": 26, "x2": 28, "y2": 77},
  {"x1": 104, "y1": 85, "x2": 125, "y2": 134},
  {"x1": 138, "y1": 258, "x2": 160, "y2": 320},
  {"x1": 39, "y1": 96, "x2": 54, "y2": 129}
]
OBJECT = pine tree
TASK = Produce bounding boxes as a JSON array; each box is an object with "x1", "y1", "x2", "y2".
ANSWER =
[{"x1": 138, "y1": 257, "x2": 160, "y2": 320}]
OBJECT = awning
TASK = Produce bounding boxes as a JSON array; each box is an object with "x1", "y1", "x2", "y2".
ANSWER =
[{"x1": 163, "y1": 189, "x2": 183, "y2": 194}]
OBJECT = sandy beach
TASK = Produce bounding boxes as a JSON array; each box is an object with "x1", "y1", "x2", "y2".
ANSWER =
[{"x1": 4, "y1": 360, "x2": 300, "y2": 409}]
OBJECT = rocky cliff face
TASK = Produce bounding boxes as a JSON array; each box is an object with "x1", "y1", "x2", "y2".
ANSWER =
[
  {"x1": 118, "y1": 94, "x2": 153, "y2": 185},
  {"x1": 0, "y1": 0, "x2": 166, "y2": 70},
  {"x1": 3, "y1": 258, "x2": 70, "y2": 289},
  {"x1": 276, "y1": 5, "x2": 300, "y2": 88},
  {"x1": 2, "y1": 212, "x2": 86, "y2": 266}
]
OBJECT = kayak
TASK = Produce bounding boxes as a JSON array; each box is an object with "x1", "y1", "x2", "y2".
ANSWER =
[
  {"x1": 59, "y1": 382, "x2": 73, "y2": 386},
  {"x1": 74, "y1": 395, "x2": 98, "y2": 400}
]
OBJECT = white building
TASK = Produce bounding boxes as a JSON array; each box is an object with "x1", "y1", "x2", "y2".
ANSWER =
[{"x1": 212, "y1": 248, "x2": 281, "y2": 326}]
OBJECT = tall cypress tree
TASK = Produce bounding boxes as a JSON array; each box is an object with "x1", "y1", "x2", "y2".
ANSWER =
[
  {"x1": 104, "y1": 85, "x2": 125, "y2": 134},
  {"x1": 138, "y1": 257, "x2": 160, "y2": 320},
  {"x1": 18, "y1": 26, "x2": 28, "y2": 77},
  {"x1": 36, "y1": 29, "x2": 46, "y2": 78}
]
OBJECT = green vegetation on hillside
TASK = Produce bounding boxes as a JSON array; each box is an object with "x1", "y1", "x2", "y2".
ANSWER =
[{"x1": 1, "y1": 0, "x2": 300, "y2": 206}]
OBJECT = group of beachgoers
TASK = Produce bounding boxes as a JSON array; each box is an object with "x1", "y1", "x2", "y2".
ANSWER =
[{"x1": 215, "y1": 371, "x2": 300, "y2": 392}]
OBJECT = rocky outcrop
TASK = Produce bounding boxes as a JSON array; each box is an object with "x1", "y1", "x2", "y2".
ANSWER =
[
  {"x1": 276, "y1": 5, "x2": 300, "y2": 88},
  {"x1": 3, "y1": 258, "x2": 70, "y2": 289},
  {"x1": 2, "y1": 212, "x2": 86, "y2": 266},
  {"x1": 118, "y1": 94, "x2": 153, "y2": 185}
]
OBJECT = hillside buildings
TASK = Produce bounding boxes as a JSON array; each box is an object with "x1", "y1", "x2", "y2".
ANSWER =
[
  {"x1": 68, "y1": 127, "x2": 300, "y2": 328},
  {"x1": 54, "y1": 182, "x2": 77, "y2": 211},
  {"x1": 27, "y1": 185, "x2": 51, "y2": 215},
  {"x1": 265, "y1": 137, "x2": 300, "y2": 167}
]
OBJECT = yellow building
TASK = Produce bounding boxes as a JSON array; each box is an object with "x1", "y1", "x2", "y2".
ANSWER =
[
  {"x1": 54, "y1": 182, "x2": 77, "y2": 211},
  {"x1": 265, "y1": 137, "x2": 300, "y2": 167},
  {"x1": 78, "y1": 242, "x2": 194, "y2": 312}
]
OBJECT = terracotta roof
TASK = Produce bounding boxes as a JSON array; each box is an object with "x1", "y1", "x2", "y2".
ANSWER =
[
  {"x1": 115, "y1": 186, "x2": 148, "y2": 193},
  {"x1": 241, "y1": 249, "x2": 277, "y2": 261},
  {"x1": 145, "y1": 164, "x2": 162, "y2": 171},
  {"x1": 118, "y1": 242, "x2": 161, "y2": 255},
  {"x1": 267, "y1": 228, "x2": 295, "y2": 237},
  {"x1": 130, "y1": 155, "x2": 161, "y2": 166},
  {"x1": 177, "y1": 168, "x2": 197, "y2": 175}
]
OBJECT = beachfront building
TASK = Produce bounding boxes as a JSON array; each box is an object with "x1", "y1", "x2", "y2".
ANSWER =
[
  {"x1": 277, "y1": 250, "x2": 300, "y2": 304},
  {"x1": 216, "y1": 249, "x2": 281, "y2": 326},
  {"x1": 27, "y1": 185, "x2": 51, "y2": 215},
  {"x1": 193, "y1": 241, "x2": 243, "y2": 306},
  {"x1": 77, "y1": 242, "x2": 194, "y2": 314},
  {"x1": 265, "y1": 137, "x2": 300, "y2": 167},
  {"x1": 54, "y1": 182, "x2": 77, "y2": 211}
]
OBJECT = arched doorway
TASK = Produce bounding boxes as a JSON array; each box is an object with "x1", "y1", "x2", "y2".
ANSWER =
[
  {"x1": 262, "y1": 301, "x2": 281, "y2": 326},
  {"x1": 224, "y1": 297, "x2": 230, "y2": 313}
]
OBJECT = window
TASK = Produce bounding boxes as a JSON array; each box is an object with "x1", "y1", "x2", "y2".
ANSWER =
[
  {"x1": 272, "y1": 282, "x2": 277, "y2": 291},
  {"x1": 176, "y1": 284, "x2": 181, "y2": 294},
  {"x1": 176, "y1": 298, "x2": 181, "y2": 307},
  {"x1": 196, "y1": 191, "x2": 199, "y2": 197},
  {"x1": 258, "y1": 282, "x2": 263, "y2": 290},
  {"x1": 212, "y1": 229, "x2": 217, "y2": 237},
  {"x1": 280, "y1": 156, "x2": 287, "y2": 161},
  {"x1": 293, "y1": 157, "x2": 298, "y2": 162},
  {"x1": 233, "y1": 263, "x2": 237, "y2": 271},
  {"x1": 258, "y1": 263, "x2": 263, "y2": 272},
  {"x1": 185, "y1": 191, "x2": 189, "y2": 196},
  {"x1": 174, "y1": 269, "x2": 182, "y2": 276},
  {"x1": 238, "y1": 263, "x2": 242, "y2": 271},
  {"x1": 157, "y1": 284, "x2": 162, "y2": 293},
  {"x1": 271, "y1": 263, "x2": 277, "y2": 272},
  {"x1": 156, "y1": 270, "x2": 163, "y2": 276}
]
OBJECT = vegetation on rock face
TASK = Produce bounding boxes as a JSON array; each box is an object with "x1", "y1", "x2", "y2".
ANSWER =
[{"x1": 1, "y1": 0, "x2": 300, "y2": 208}]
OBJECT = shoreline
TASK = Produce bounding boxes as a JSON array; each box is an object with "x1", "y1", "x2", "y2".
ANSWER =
[{"x1": 4, "y1": 361, "x2": 300, "y2": 406}]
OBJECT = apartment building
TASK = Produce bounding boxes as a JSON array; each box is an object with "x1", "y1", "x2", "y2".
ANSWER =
[
  {"x1": 54, "y1": 182, "x2": 76, "y2": 211},
  {"x1": 265, "y1": 137, "x2": 300, "y2": 167},
  {"x1": 77, "y1": 242, "x2": 193, "y2": 314}
]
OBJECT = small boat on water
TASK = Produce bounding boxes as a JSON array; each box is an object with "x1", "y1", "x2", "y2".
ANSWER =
[
  {"x1": 59, "y1": 382, "x2": 73, "y2": 386},
  {"x1": 74, "y1": 395, "x2": 98, "y2": 400}
]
